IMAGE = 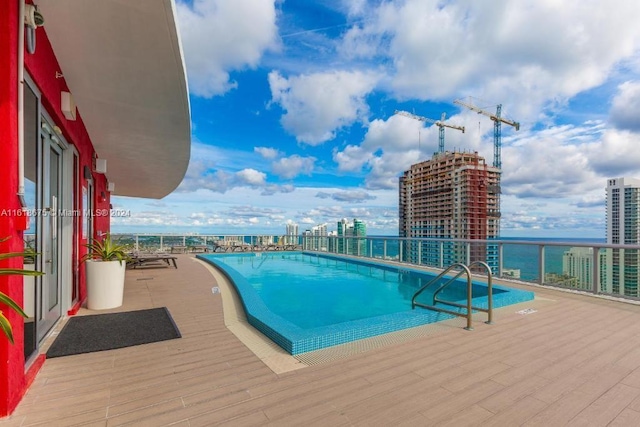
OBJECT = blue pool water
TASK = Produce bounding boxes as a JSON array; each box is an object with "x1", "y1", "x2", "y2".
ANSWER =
[{"x1": 199, "y1": 252, "x2": 535, "y2": 354}]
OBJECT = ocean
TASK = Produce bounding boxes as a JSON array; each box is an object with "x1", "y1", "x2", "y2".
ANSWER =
[{"x1": 369, "y1": 237, "x2": 606, "y2": 281}]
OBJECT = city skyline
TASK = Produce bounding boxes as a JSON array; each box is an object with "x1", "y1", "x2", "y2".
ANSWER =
[{"x1": 110, "y1": 0, "x2": 640, "y2": 238}]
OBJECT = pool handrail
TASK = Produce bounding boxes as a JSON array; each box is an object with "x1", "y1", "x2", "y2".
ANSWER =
[
  {"x1": 411, "y1": 263, "x2": 474, "y2": 330},
  {"x1": 433, "y1": 261, "x2": 494, "y2": 325},
  {"x1": 410, "y1": 262, "x2": 467, "y2": 308}
]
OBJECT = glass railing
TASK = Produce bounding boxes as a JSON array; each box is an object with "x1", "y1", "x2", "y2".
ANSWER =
[
  {"x1": 300, "y1": 235, "x2": 640, "y2": 303},
  {"x1": 111, "y1": 233, "x2": 640, "y2": 303},
  {"x1": 111, "y1": 233, "x2": 301, "y2": 253}
]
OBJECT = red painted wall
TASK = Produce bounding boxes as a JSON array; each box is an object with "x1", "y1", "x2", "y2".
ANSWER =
[
  {"x1": 0, "y1": 0, "x2": 25, "y2": 416},
  {"x1": 22, "y1": 5, "x2": 112, "y2": 295},
  {"x1": 0, "y1": 0, "x2": 108, "y2": 416}
]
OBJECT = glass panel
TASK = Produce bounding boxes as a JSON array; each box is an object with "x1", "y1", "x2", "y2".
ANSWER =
[
  {"x1": 543, "y1": 245, "x2": 590, "y2": 291},
  {"x1": 23, "y1": 84, "x2": 38, "y2": 361},
  {"x1": 48, "y1": 147, "x2": 60, "y2": 310},
  {"x1": 502, "y1": 243, "x2": 540, "y2": 282},
  {"x1": 599, "y1": 248, "x2": 640, "y2": 298}
]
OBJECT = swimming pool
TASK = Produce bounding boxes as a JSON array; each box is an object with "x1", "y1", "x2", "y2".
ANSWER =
[{"x1": 199, "y1": 252, "x2": 534, "y2": 354}]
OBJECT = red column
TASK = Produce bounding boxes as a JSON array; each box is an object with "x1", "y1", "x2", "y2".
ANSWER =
[{"x1": 0, "y1": 0, "x2": 30, "y2": 417}]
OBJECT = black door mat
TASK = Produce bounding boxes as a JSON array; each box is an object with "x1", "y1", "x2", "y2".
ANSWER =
[{"x1": 46, "y1": 307, "x2": 181, "y2": 358}]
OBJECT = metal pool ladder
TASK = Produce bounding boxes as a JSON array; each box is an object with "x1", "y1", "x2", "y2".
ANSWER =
[{"x1": 411, "y1": 261, "x2": 494, "y2": 331}]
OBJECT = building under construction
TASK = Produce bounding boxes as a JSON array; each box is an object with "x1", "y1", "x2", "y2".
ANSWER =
[{"x1": 399, "y1": 150, "x2": 501, "y2": 271}]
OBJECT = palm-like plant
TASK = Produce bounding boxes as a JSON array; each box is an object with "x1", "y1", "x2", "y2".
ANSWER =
[
  {"x1": 82, "y1": 233, "x2": 130, "y2": 264},
  {"x1": 0, "y1": 237, "x2": 43, "y2": 344}
]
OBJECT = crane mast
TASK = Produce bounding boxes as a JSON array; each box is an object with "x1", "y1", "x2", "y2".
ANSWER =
[
  {"x1": 452, "y1": 99, "x2": 520, "y2": 169},
  {"x1": 394, "y1": 110, "x2": 465, "y2": 153}
]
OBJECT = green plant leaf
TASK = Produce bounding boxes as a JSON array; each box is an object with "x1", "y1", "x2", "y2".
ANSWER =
[
  {"x1": 0, "y1": 236, "x2": 41, "y2": 343},
  {"x1": 0, "y1": 251, "x2": 38, "y2": 261},
  {"x1": 0, "y1": 293, "x2": 27, "y2": 318},
  {"x1": 0, "y1": 268, "x2": 44, "y2": 276},
  {"x1": 0, "y1": 313, "x2": 15, "y2": 344}
]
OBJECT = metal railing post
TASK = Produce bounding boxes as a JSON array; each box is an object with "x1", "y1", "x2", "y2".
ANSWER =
[
  {"x1": 383, "y1": 239, "x2": 387, "y2": 260},
  {"x1": 538, "y1": 245, "x2": 545, "y2": 285},
  {"x1": 464, "y1": 271, "x2": 473, "y2": 330},
  {"x1": 593, "y1": 246, "x2": 600, "y2": 293}
]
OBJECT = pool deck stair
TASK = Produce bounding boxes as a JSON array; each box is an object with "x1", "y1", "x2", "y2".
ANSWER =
[{"x1": 3, "y1": 254, "x2": 640, "y2": 425}]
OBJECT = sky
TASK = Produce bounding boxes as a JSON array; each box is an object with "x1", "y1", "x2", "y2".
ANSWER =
[{"x1": 111, "y1": 0, "x2": 640, "y2": 238}]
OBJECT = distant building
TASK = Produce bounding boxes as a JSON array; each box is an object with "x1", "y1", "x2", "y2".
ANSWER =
[
  {"x1": 285, "y1": 222, "x2": 299, "y2": 245},
  {"x1": 399, "y1": 151, "x2": 501, "y2": 272},
  {"x1": 255, "y1": 235, "x2": 274, "y2": 246},
  {"x1": 562, "y1": 247, "x2": 593, "y2": 290},
  {"x1": 337, "y1": 218, "x2": 367, "y2": 255},
  {"x1": 603, "y1": 177, "x2": 640, "y2": 296},
  {"x1": 303, "y1": 223, "x2": 329, "y2": 251},
  {"x1": 502, "y1": 268, "x2": 521, "y2": 279},
  {"x1": 544, "y1": 273, "x2": 579, "y2": 288}
]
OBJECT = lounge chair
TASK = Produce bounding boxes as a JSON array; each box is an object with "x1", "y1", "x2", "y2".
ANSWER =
[{"x1": 128, "y1": 253, "x2": 178, "y2": 269}]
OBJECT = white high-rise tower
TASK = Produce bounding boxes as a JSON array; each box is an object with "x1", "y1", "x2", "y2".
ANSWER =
[{"x1": 604, "y1": 177, "x2": 640, "y2": 296}]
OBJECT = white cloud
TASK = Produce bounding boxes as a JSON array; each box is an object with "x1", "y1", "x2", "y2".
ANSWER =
[
  {"x1": 586, "y1": 128, "x2": 640, "y2": 177},
  {"x1": 339, "y1": 0, "x2": 640, "y2": 121},
  {"x1": 609, "y1": 81, "x2": 640, "y2": 132},
  {"x1": 268, "y1": 70, "x2": 380, "y2": 145},
  {"x1": 255, "y1": 146, "x2": 280, "y2": 159},
  {"x1": 235, "y1": 168, "x2": 267, "y2": 186},
  {"x1": 333, "y1": 114, "x2": 452, "y2": 189},
  {"x1": 314, "y1": 190, "x2": 376, "y2": 203},
  {"x1": 113, "y1": 186, "x2": 400, "y2": 235},
  {"x1": 177, "y1": 0, "x2": 278, "y2": 97},
  {"x1": 271, "y1": 155, "x2": 315, "y2": 179}
]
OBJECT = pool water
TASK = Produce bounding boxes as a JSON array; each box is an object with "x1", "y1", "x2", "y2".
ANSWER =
[
  {"x1": 200, "y1": 252, "x2": 535, "y2": 354},
  {"x1": 214, "y1": 253, "x2": 494, "y2": 329}
]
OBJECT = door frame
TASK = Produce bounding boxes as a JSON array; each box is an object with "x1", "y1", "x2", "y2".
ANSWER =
[{"x1": 37, "y1": 117, "x2": 62, "y2": 341}]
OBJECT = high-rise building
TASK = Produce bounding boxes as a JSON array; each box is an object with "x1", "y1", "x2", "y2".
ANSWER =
[
  {"x1": 562, "y1": 247, "x2": 593, "y2": 290},
  {"x1": 337, "y1": 218, "x2": 367, "y2": 255},
  {"x1": 604, "y1": 177, "x2": 640, "y2": 296},
  {"x1": 399, "y1": 151, "x2": 501, "y2": 271},
  {"x1": 303, "y1": 223, "x2": 329, "y2": 251},
  {"x1": 285, "y1": 222, "x2": 299, "y2": 245}
]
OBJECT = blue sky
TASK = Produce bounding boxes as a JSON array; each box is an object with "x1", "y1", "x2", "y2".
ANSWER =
[{"x1": 112, "y1": 0, "x2": 640, "y2": 238}]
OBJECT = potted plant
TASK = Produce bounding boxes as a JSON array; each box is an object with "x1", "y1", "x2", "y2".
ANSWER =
[
  {"x1": 82, "y1": 233, "x2": 130, "y2": 310},
  {"x1": 0, "y1": 237, "x2": 43, "y2": 344}
]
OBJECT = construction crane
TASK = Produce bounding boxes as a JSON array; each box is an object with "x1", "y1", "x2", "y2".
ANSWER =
[
  {"x1": 394, "y1": 110, "x2": 465, "y2": 154},
  {"x1": 453, "y1": 98, "x2": 520, "y2": 169}
]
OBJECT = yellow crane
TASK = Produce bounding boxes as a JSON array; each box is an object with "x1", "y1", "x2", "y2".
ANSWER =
[
  {"x1": 394, "y1": 110, "x2": 465, "y2": 154},
  {"x1": 453, "y1": 98, "x2": 520, "y2": 169}
]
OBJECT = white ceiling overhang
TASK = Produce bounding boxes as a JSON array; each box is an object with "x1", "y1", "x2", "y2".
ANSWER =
[{"x1": 35, "y1": 0, "x2": 191, "y2": 199}]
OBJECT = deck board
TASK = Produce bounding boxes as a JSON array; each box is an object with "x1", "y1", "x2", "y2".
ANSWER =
[{"x1": 3, "y1": 254, "x2": 640, "y2": 426}]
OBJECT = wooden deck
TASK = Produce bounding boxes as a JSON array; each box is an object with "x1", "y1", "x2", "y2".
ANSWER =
[{"x1": 4, "y1": 254, "x2": 640, "y2": 426}]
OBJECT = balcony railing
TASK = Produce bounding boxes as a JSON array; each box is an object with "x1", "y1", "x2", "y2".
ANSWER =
[{"x1": 110, "y1": 233, "x2": 640, "y2": 303}]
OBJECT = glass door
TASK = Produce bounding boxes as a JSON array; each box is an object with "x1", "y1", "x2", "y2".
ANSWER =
[{"x1": 37, "y1": 125, "x2": 63, "y2": 341}]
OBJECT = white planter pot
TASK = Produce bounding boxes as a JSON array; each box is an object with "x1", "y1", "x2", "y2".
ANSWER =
[{"x1": 86, "y1": 260, "x2": 126, "y2": 310}]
